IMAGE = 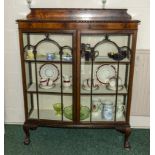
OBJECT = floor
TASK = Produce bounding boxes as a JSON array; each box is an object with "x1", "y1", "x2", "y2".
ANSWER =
[{"x1": 4, "y1": 125, "x2": 150, "y2": 155}]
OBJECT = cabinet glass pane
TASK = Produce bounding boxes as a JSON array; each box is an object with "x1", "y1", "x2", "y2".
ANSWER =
[
  {"x1": 23, "y1": 33, "x2": 73, "y2": 62},
  {"x1": 91, "y1": 95, "x2": 116, "y2": 122},
  {"x1": 38, "y1": 94, "x2": 61, "y2": 120},
  {"x1": 80, "y1": 33, "x2": 131, "y2": 123},
  {"x1": 80, "y1": 96, "x2": 91, "y2": 122},
  {"x1": 116, "y1": 95, "x2": 127, "y2": 122},
  {"x1": 81, "y1": 34, "x2": 131, "y2": 63},
  {"x1": 117, "y1": 64, "x2": 130, "y2": 94},
  {"x1": 23, "y1": 32, "x2": 74, "y2": 122},
  {"x1": 27, "y1": 93, "x2": 38, "y2": 119},
  {"x1": 25, "y1": 62, "x2": 36, "y2": 90},
  {"x1": 38, "y1": 94, "x2": 73, "y2": 121},
  {"x1": 63, "y1": 96, "x2": 73, "y2": 122}
]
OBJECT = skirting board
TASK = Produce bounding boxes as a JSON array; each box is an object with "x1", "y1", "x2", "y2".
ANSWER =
[
  {"x1": 5, "y1": 116, "x2": 150, "y2": 129},
  {"x1": 130, "y1": 116, "x2": 150, "y2": 129}
]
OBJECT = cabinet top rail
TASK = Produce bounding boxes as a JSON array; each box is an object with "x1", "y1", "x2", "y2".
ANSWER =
[{"x1": 17, "y1": 8, "x2": 140, "y2": 23}]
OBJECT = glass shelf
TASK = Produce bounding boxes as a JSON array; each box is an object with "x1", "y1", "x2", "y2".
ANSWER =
[
  {"x1": 29, "y1": 109, "x2": 72, "y2": 121},
  {"x1": 79, "y1": 112, "x2": 125, "y2": 122},
  {"x1": 25, "y1": 57, "x2": 72, "y2": 64},
  {"x1": 27, "y1": 83, "x2": 72, "y2": 94},
  {"x1": 80, "y1": 85, "x2": 127, "y2": 95},
  {"x1": 81, "y1": 56, "x2": 130, "y2": 64},
  {"x1": 91, "y1": 112, "x2": 125, "y2": 122},
  {"x1": 27, "y1": 83, "x2": 127, "y2": 95}
]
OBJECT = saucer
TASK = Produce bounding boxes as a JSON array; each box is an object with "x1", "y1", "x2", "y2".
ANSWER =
[
  {"x1": 82, "y1": 85, "x2": 99, "y2": 91},
  {"x1": 39, "y1": 84, "x2": 55, "y2": 89},
  {"x1": 106, "y1": 85, "x2": 123, "y2": 91}
]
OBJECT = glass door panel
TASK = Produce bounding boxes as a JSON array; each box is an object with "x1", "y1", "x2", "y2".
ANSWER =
[
  {"x1": 63, "y1": 96, "x2": 73, "y2": 122},
  {"x1": 27, "y1": 93, "x2": 38, "y2": 119},
  {"x1": 38, "y1": 94, "x2": 61, "y2": 120},
  {"x1": 91, "y1": 95, "x2": 116, "y2": 122},
  {"x1": 116, "y1": 95, "x2": 127, "y2": 122},
  {"x1": 80, "y1": 96, "x2": 91, "y2": 122},
  {"x1": 23, "y1": 32, "x2": 74, "y2": 122},
  {"x1": 80, "y1": 33, "x2": 132, "y2": 123}
]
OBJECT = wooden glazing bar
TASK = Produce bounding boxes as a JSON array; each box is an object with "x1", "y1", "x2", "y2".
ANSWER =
[
  {"x1": 60, "y1": 48, "x2": 64, "y2": 121},
  {"x1": 114, "y1": 61, "x2": 120, "y2": 122}
]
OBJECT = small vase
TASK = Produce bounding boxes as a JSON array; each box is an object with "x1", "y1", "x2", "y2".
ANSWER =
[{"x1": 102, "y1": 0, "x2": 107, "y2": 8}]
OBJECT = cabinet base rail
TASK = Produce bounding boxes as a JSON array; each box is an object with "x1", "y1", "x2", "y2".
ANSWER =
[{"x1": 23, "y1": 121, "x2": 131, "y2": 149}]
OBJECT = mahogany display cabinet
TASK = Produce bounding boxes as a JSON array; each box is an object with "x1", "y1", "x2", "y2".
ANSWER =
[{"x1": 17, "y1": 8, "x2": 140, "y2": 149}]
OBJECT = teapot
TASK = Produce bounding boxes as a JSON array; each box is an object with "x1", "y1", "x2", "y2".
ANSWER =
[{"x1": 63, "y1": 75, "x2": 72, "y2": 88}]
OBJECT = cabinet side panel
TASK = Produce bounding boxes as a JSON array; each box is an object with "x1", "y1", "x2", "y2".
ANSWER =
[
  {"x1": 18, "y1": 30, "x2": 28, "y2": 121},
  {"x1": 126, "y1": 31, "x2": 138, "y2": 123}
]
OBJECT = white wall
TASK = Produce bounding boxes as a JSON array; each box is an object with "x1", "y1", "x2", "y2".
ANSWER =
[{"x1": 4, "y1": 0, "x2": 150, "y2": 127}]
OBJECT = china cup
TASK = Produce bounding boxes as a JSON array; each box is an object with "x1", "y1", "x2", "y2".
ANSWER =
[
  {"x1": 83, "y1": 78, "x2": 98, "y2": 88},
  {"x1": 40, "y1": 78, "x2": 53, "y2": 86}
]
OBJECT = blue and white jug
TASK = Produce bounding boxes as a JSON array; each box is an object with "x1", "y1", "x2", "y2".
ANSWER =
[{"x1": 101, "y1": 101, "x2": 114, "y2": 120}]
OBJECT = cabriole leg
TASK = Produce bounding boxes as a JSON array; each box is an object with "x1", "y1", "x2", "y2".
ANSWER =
[
  {"x1": 124, "y1": 127, "x2": 131, "y2": 149},
  {"x1": 116, "y1": 126, "x2": 132, "y2": 150},
  {"x1": 23, "y1": 123, "x2": 30, "y2": 145}
]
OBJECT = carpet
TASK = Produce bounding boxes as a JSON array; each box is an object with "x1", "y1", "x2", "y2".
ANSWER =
[{"x1": 4, "y1": 125, "x2": 150, "y2": 155}]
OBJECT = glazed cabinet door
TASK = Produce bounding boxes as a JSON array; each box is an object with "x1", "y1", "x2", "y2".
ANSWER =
[
  {"x1": 21, "y1": 31, "x2": 76, "y2": 123},
  {"x1": 79, "y1": 31, "x2": 134, "y2": 123}
]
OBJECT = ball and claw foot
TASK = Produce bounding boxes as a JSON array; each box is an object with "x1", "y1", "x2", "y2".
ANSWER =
[
  {"x1": 124, "y1": 141, "x2": 131, "y2": 150},
  {"x1": 24, "y1": 137, "x2": 30, "y2": 145}
]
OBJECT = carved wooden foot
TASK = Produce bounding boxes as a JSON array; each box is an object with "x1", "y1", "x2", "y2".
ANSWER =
[
  {"x1": 23, "y1": 123, "x2": 38, "y2": 145},
  {"x1": 23, "y1": 124, "x2": 30, "y2": 145},
  {"x1": 116, "y1": 126, "x2": 132, "y2": 150},
  {"x1": 124, "y1": 127, "x2": 131, "y2": 150}
]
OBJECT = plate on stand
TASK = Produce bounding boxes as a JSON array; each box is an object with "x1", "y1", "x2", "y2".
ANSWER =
[
  {"x1": 39, "y1": 64, "x2": 59, "y2": 82},
  {"x1": 96, "y1": 64, "x2": 116, "y2": 84}
]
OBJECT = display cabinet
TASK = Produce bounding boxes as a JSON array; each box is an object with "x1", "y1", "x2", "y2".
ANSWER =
[{"x1": 17, "y1": 8, "x2": 140, "y2": 149}]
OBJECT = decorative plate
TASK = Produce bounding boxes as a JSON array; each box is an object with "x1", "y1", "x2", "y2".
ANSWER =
[
  {"x1": 64, "y1": 106, "x2": 90, "y2": 120},
  {"x1": 96, "y1": 64, "x2": 116, "y2": 84},
  {"x1": 39, "y1": 64, "x2": 59, "y2": 82}
]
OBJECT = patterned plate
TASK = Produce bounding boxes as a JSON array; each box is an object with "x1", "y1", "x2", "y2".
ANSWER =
[
  {"x1": 96, "y1": 64, "x2": 116, "y2": 84},
  {"x1": 39, "y1": 64, "x2": 59, "y2": 82}
]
